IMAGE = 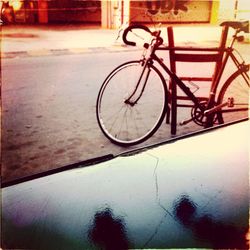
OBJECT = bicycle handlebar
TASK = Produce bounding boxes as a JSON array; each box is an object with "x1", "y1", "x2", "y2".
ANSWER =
[{"x1": 122, "y1": 24, "x2": 152, "y2": 46}]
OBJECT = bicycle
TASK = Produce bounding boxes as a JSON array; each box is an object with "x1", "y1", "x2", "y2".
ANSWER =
[{"x1": 96, "y1": 21, "x2": 249, "y2": 146}]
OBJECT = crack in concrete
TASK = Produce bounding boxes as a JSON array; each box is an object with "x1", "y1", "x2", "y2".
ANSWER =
[
  {"x1": 143, "y1": 212, "x2": 169, "y2": 248},
  {"x1": 200, "y1": 188, "x2": 223, "y2": 211},
  {"x1": 143, "y1": 152, "x2": 175, "y2": 247}
]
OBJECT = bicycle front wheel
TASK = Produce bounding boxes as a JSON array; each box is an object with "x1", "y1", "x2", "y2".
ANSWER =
[
  {"x1": 217, "y1": 69, "x2": 249, "y2": 124},
  {"x1": 96, "y1": 60, "x2": 168, "y2": 146}
]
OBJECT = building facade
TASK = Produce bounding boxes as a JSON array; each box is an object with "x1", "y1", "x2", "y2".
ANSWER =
[{"x1": 1, "y1": 0, "x2": 249, "y2": 27}]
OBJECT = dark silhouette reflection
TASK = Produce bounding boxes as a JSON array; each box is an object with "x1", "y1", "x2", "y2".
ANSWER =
[
  {"x1": 194, "y1": 215, "x2": 248, "y2": 249},
  {"x1": 173, "y1": 195, "x2": 197, "y2": 226},
  {"x1": 88, "y1": 207, "x2": 129, "y2": 250},
  {"x1": 173, "y1": 194, "x2": 248, "y2": 249}
]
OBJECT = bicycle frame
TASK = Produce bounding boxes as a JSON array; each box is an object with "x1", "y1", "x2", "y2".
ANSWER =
[
  {"x1": 141, "y1": 28, "x2": 249, "y2": 119},
  {"x1": 204, "y1": 47, "x2": 249, "y2": 117},
  {"x1": 97, "y1": 22, "x2": 249, "y2": 146},
  {"x1": 206, "y1": 32, "x2": 249, "y2": 110}
]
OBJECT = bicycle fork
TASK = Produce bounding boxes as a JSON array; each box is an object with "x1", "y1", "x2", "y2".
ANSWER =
[{"x1": 124, "y1": 60, "x2": 151, "y2": 106}]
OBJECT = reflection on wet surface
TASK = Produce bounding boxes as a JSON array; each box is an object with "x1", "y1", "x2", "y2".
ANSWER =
[
  {"x1": 2, "y1": 121, "x2": 249, "y2": 249},
  {"x1": 88, "y1": 207, "x2": 130, "y2": 250},
  {"x1": 173, "y1": 194, "x2": 248, "y2": 248},
  {"x1": 193, "y1": 215, "x2": 247, "y2": 248},
  {"x1": 174, "y1": 194, "x2": 197, "y2": 226}
]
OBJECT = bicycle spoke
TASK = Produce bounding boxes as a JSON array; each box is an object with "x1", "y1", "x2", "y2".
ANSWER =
[
  {"x1": 96, "y1": 61, "x2": 167, "y2": 145},
  {"x1": 130, "y1": 105, "x2": 142, "y2": 140},
  {"x1": 116, "y1": 108, "x2": 128, "y2": 138},
  {"x1": 217, "y1": 71, "x2": 249, "y2": 124},
  {"x1": 108, "y1": 105, "x2": 128, "y2": 137}
]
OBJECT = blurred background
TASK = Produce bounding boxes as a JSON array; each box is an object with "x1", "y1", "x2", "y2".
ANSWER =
[{"x1": 0, "y1": 0, "x2": 249, "y2": 28}]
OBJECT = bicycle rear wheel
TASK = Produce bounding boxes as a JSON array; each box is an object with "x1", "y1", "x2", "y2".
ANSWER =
[
  {"x1": 96, "y1": 60, "x2": 168, "y2": 146},
  {"x1": 217, "y1": 69, "x2": 249, "y2": 124}
]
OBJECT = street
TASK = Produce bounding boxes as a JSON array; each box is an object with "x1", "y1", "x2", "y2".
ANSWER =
[
  {"x1": 1, "y1": 1, "x2": 249, "y2": 248},
  {"x1": 2, "y1": 50, "x2": 199, "y2": 183},
  {"x1": 2, "y1": 46, "x2": 249, "y2": 183}
]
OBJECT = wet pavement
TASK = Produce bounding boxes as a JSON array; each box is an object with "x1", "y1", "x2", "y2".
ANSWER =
[{"x1": 2, "y1": 120, "x2": 249, "y2": 249}]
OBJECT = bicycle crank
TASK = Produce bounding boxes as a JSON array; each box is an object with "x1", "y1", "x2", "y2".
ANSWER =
[
  {"x1": 191, "y1": 106, "x2": 206, "y2": 126},
  {"x1": 191, "y1": 101, "x2": 217, "y2": 126},
  {"x1": 204, "y1": 97, "x2": 234, "y2": 116}
]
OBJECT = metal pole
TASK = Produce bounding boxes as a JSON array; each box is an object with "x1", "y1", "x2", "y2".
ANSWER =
[{"x1": 234, "y1": 0, "x2": 238, "y2": 19}]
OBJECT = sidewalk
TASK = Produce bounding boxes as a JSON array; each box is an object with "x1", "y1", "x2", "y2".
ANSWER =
[
  {"x1": 1, "y1": 24, "x2": 138, "y2": 58},
  {"x1": 2, "y1": 23, "x2": 249, "y2": 59}
]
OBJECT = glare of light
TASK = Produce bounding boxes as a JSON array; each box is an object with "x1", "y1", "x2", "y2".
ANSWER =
[
  {"x1": 9, "y1": 0, "x2": 22, "y2": 11},
  {"x1": 246, "y1": 225, "x2": 250, "y2": 247}
]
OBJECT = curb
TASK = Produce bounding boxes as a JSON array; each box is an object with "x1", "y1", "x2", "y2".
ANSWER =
[
  {"x1": 1, "y1": 45, "x2": 140, "y2": 59},
  {"x1": 2, "y1": 40, "x2": 248, "y2": 59}
]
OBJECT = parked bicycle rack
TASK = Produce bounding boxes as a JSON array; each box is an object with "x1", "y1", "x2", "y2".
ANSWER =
[{"x1": 165, "y1": 25, "x2": 229, "y2": 134}]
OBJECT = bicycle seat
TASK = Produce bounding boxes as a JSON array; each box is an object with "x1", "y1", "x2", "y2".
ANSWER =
[{"x1": 220, "y1": 20, "x2": 249, "y2": 33}]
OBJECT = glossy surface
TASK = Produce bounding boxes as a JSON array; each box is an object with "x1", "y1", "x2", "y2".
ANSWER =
[{"x1": 2, "y1": 121, "x2": 249, "y2": 249}]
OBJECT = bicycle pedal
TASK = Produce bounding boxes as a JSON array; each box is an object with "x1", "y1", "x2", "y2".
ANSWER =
[{"x1": 227, "y1": 97, "x2": 234, "y2": 107}]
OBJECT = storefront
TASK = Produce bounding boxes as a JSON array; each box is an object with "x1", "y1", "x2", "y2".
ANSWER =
[
  {"x1": 1, "y1": 0, "x2": 249, "y2": 27},
  {"x1": 47, "y1": 0, "x2": 101, "y2": 23},
  {"x1": 1, "y1": 0, "x2": 101, "y2": 24},
  {"x1": 101, "y1": 0, "x2": 249, "y2": 28},
  {"x1": 129, "y1": 1, "x2": 213, "y2": 24},
  {"x1": 1, "y1": 0, "x2": 38, "y2": 24}
]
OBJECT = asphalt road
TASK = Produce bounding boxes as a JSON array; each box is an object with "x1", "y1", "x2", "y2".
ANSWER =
[{"x1": 1, "y1": 48, "x2": 246, "y2": 183}]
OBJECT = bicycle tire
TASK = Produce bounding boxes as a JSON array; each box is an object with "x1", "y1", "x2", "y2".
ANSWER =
[
  {"x1": 216, "y1": 68, "x2": 249, "y2": 124},
  {"x1": 96, "y1": 60, "x2": 168, "y2": 146}
]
